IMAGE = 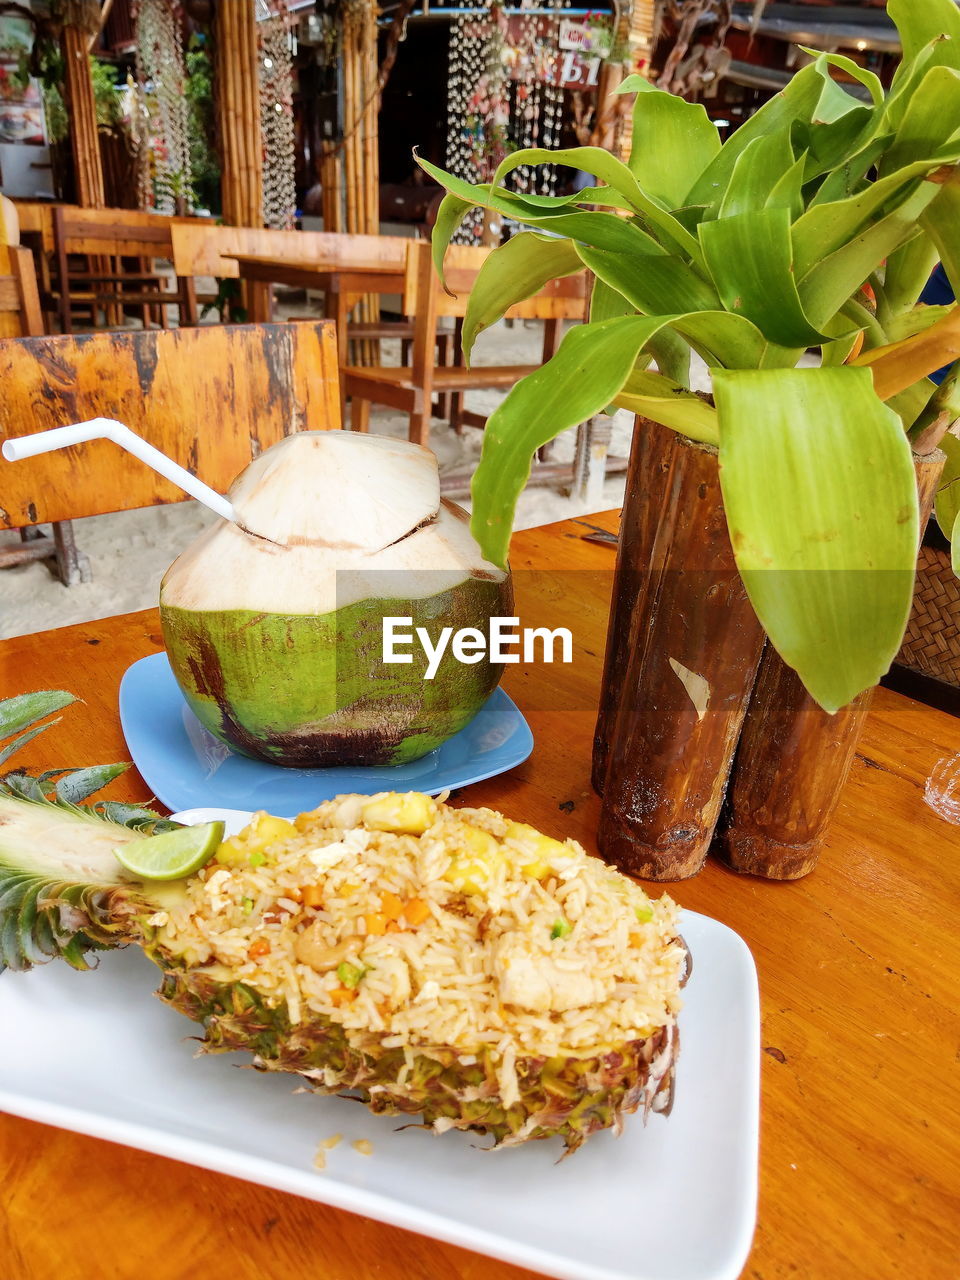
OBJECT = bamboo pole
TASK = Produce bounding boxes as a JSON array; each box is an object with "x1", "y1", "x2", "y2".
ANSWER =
[
  {"x1": 718, "y1": 451, "x2": 947, "y2": 880},
  {"x1": 341, "y1": 1, "x2": 381, "y2": 364},
  {"x1": 593, "y1": 417, "x2": 766, "y2": 881},
  {"x1": 215, "y1": 0, "x2": 263, "y2": 228},
  {"x1": 61, "y1": 21, "x2": 105, "y2": 208}
]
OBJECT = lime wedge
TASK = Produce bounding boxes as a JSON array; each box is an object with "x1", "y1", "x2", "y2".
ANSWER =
[{"x1": 114, "y1": 821, "x2": 225, "y2": 880}]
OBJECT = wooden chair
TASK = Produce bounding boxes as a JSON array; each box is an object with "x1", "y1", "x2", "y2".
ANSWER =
[
  {"x1": 343, "y1": 240, "x2": 590, "y2": 449},
  {"x1": 0, "y1": 245, "x2": 44, "y2": 340},
  {"x1": 0, "y1": 321, "x2": 340, "y2": 586},
  {"x1": 47, "y1": 207, "x2": 204, "y2": 334},
  {"x1": 12, "y1": 200, "x2": 67, "y2": 311}
]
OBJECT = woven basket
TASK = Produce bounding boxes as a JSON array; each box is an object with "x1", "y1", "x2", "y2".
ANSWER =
[{"x1": 898, "y1": 542, "x2": 960, "y2": 688}]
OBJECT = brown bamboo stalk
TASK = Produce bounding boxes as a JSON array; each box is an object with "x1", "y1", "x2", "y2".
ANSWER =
[
  {"x1": 719, "y1": 449, "x2": 948, "y2": 880},
  {"x1": 594, "y1": 417, "x2": 766, "y2": 881},
  {"x1": 362, "y1": 5, "x2": 380, "y2": 362},
  {"x1": 61, "y1": 24, "x2": 105, "y2": 208},
  {"x1": 216, "y1": 0, "x2": 263, "y2": 227}
]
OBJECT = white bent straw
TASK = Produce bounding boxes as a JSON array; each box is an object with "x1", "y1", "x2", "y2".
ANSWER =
[{"x1": 1, "y1": 418, "x2": 236, "y2": 524}]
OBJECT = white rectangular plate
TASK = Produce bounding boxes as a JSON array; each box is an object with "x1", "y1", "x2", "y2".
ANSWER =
[{"x1": 0, "y1": 808, "x2": 759, "y2": 1280}]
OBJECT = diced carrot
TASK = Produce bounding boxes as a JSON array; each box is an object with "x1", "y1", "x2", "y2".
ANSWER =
[
  {"x1": 380, "y1": 891, "x2": 404, "y2": 920},
  {"x1": 248, "y1": 938, "x2": 271, "y2": 959},
  {"x1": 629, "y1": 932, "x2": 643, "y2": 948},
  {"x1": 365, "y1": 912, "x2": 387, "y2": 936},
  {"x1": 302, "y1": 884, "x2": 324, "y2": 908},
  {"x1": 284, "y1": 886, "x2": 303, "y2": 902},
  {"x1": 328, "y1": 987, "x2": 358, "y2": 1007},
  {"x1": 403, "y1": 897, "x2": 431, "y2": 927}
]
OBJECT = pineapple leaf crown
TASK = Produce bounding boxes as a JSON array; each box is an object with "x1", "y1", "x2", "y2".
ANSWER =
[
  {"x1": 0, "y1": 690, "x2": 178, "y2": 973},
  {"x1": 0, "y1": 690, "x2": 176, "y2": 831}
]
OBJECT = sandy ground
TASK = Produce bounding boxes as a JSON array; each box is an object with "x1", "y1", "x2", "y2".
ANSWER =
[{"x1": 0, "y1": 305, "x2": 703, "y2": 641}]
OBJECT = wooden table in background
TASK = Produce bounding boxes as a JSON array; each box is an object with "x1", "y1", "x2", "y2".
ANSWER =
[
  {"x1": 224, "y1": 251, "x2": 405, "y2": 337},
  {"x1": 1, "y1": 510, "x2": 959, "y2": 1280}
]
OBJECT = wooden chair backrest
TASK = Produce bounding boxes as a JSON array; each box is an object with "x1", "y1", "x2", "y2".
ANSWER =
[
  {"x1": 0, "y1": 321, "x2": 340, "y2": 530},
  {"x1": 170, "y1": 223, "x2": 409, "y2": 279},
  {"x1": 403, "y1": 240, "x2": 589, "y2": 321},
  {"x1": 54, "y1": 206, "x2": 206, "y2": 258},
  {"x1": 0, "y1": 245, "x2": 43, "y2": 338},
  {"x1": 13, "y1": 201, "x2": 73, "y2": 253}
]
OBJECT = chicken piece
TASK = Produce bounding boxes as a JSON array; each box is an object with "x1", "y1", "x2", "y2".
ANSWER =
[{"x1": 490, "y1": 936, "x2": 613, "y2": 1012}]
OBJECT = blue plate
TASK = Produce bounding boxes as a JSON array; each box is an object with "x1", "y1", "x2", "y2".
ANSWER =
[{"x1": 118, "y1": 652, "x2": 534, "y2": 817}]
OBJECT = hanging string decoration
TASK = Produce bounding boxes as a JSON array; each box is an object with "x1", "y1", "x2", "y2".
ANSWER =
[
  {"x1": 445, "y1": 0, "x2": 569, "y2": 242},
  {"x1": 257, "y1": 0, "x2": 298, "y2": 230},
  {"x1": 445, "y1": 0, "x2": 503, "y2": 242},
  {"x1": 134, "y1": 0, "x2": 192, "y2": 213}
]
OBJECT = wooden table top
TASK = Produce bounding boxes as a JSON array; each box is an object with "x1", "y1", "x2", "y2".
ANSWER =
[
  {"x1": 225, "y1": 252, "x2": 405, "y2": 292},
  {"x1": 2, "y1": 508, "x2": 959, "y2": 1280}
]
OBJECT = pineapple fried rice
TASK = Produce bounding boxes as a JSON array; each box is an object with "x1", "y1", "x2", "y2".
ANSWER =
[{"x1": 147, "y1": 792, "x2": 687, "y2": 1150}]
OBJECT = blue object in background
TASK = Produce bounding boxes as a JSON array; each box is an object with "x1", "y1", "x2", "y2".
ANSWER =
[
  {"x1": 119, "y1": 652, "x2": 534, "y2": 816},
  {"x1": 919, "y1": 263, "x2": 955, "y2": 384}
]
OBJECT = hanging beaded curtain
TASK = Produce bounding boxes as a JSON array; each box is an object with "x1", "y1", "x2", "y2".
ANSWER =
[
  {"x1": 134, "y1": 0, "x2": 192, "y2": 213},
  {"x1": 446, "y1": 0, "x2": 569, "y2": 243},
  {"x1": 257, "y1": 0, "x2": 298, "y2": 229}
]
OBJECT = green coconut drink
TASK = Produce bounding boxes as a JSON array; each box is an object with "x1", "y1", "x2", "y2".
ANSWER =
[{"x1": 160, "y1": 431, "x2": 511, "y2": 767}]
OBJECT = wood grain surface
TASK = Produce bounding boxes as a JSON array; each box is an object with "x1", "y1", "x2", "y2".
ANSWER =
[
  {"x1": 1, "y1": 510, "x2": 959, "y2": 1280},
  {"x1": 170, "y1": 224, "x2": 409, "y2": 280},
  {"x1": 0, "y1": 321, "x2": 341, "y2": 529}
]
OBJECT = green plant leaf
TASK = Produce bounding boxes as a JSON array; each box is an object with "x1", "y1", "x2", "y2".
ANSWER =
[
  {"x1": 618, "y1": 74, "x2": 721, "y2": 206},
  {"x1": 919, "y1": 173, "x2": 960, "y2": 300},
  {"x1": 934, "y1": 429, "x2": 960, "y2": 538},
  {"x1": 590, "y1": 276, "x2": 636, "y2": 323},
  {"x1": 470, "y1": 315, "x2": 673, "y2": 566},
  {"x1": 794, "y1": 102, "x2": 875, "y2": 185},
  {"x1": 811, "y1": 133, "x2": 892, "y2": 207},
  {"x1": 686, "y1": 57, "x2": 855, "y2": 208},
  {"x1": 717, "y1": 130, "x2": 796, "y2": 219},
  {"x1": 420, "y1": 158, "x2": 678, "y2": 265},
  {"x1": 647, "y1": 328, "x2": 691, "y2": 387},
  {"x1": 798, "y1": 180, "x2": 939, "y2": 329},
  {"x1": 0, "y1": 690, "x2": 76, "y2": 739},
  {"x1": 461, "y1": 233, "x2": 583, "y2": 365},
  {"x1": 614, "y1": 370, "x2": 718, "y2": 443},
  {"x1": 880, "y1": 66, "x2": 960, "y2": 175},
  {"x1": 792, "y1": 157, "x2": 960, "y2": 280},
  {"x1": 801, "y1": 48, "x2": 883, "y2": 107},
  {"x1": 574, "y1": 242, "x2": 720, "y2": 316},
  {"x1": 714, "y1": 367, "x2": 919, "y2": 713},
  {"x1": 883, "y1": 305, "x2": 955, "y2": 344},
  {"x1": 700, "y1": 206, "x2": 827, "y2": 347},
  {"x1": 879, "y1": 233, "x2": 941, "y2": 321},
  {"x1": 430, "y1": 192, "x2": 474, "y2": 288},
  {"x1": 488, "y1": 146, "x2": 703, "y2": 261},
  {"x1": 888, "y1": 0, "x2": 960, "y2": 73},
  {"x1": 765, "y1": 150, "x2": 807, "y2": 219}
]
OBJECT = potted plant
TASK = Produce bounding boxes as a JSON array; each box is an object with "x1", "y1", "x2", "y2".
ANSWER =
[{"x1": 417, "y1": 0, "x2": 960, "y2": 880}]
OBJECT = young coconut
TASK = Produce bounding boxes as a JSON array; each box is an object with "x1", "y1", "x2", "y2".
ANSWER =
[{"x1": 160, "y1": 432, "x2": 511, "y2": 767}]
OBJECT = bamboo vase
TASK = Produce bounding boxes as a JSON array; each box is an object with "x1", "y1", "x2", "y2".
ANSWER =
[
  {"x1": 594, "y1": 418, "x2": 766, "y2": 880},
  {"x1": 718, "y1": 448, "x2": 947, "y2": 879}
]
